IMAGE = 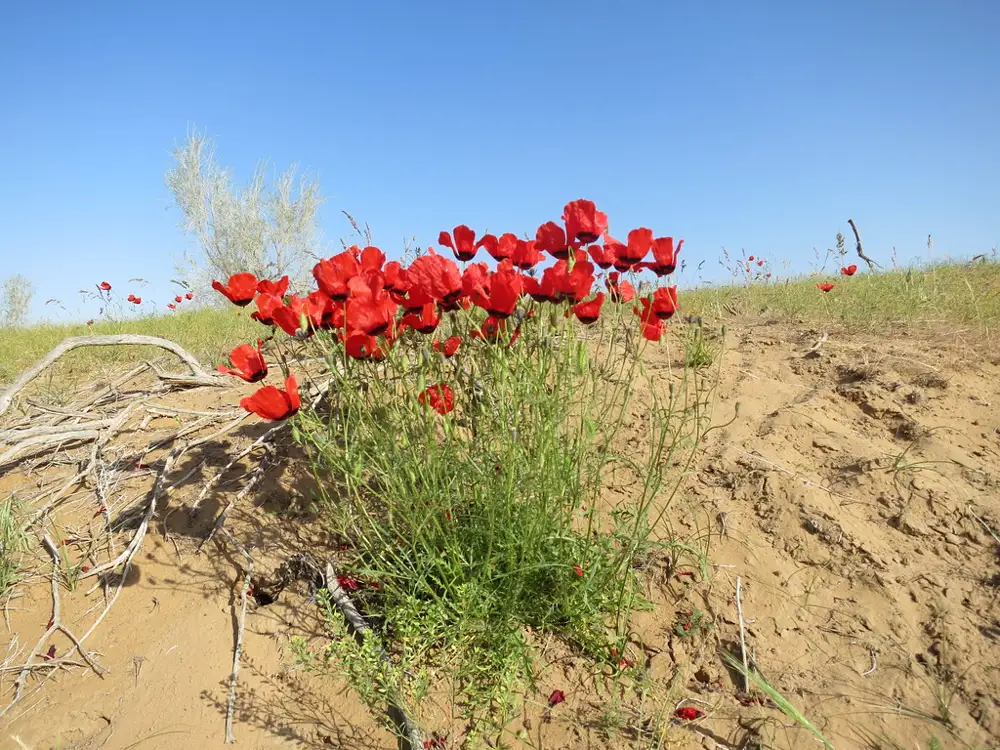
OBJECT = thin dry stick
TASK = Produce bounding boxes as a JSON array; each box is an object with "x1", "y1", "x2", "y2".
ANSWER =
[
  {"x1": 847, "y1": 218, "x2": 881, "y2": 270},
  {"x1": 735, "y1": 576, "x2": 750, "y2": 694},
  {"x1": 324, "y1": 562, "x2": 424, "y2": 750},
  {"x1": 0, "y1": 334, "x2": 220, "y2": 417},
  {"x1": 220, "y1": 528, "x2": 253, "y2": 745},
  {"x1": 189, "y1": 423, "x2": 285, "y2": 514}
]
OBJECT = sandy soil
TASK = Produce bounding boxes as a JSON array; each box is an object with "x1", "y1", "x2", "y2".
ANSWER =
[{"x1": 2, "y1": 320, "x2": 998, "y2": 750}]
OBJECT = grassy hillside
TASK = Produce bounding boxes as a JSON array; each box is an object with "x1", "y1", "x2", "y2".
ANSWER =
[{"x1": 2, "y1": 260, "x2": 998, "y2": 387}]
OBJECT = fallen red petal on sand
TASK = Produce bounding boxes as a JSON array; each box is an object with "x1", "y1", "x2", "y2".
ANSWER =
[
  {"x1": 548, "y1": 689, "x2": 566, "y2": 707},
  {"x1": 674, "y1": 706, "x2": 704, "y2": 721},
  {"x1": 44, "y1": 645, "x2": 57, "y2": 661}
]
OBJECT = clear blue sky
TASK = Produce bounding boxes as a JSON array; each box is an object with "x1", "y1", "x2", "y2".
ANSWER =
[{"x1": 2, "y1": 1, "x2": 997, "y2": 322}]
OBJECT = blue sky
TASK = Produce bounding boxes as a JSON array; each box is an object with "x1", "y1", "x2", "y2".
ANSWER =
[{"x1": 1, "y1": 1, "x2": 997, "y2": 321}]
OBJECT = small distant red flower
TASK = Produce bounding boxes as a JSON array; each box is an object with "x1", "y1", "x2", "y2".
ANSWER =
[
  {"x1": 98, "y1": 281, "x2": 111, "y2": 291},
  {"x1": 674, "y1": 706, "x2": 704, "y2": 721},
  {"x1": 423, "y1": 731, "x2": 448, "y2": 749},
  {"x1": 433, "y1": 336, "x2": 462, "y2": 357},
  {"x1": 174, "y1": 295, "x2": 183, "y2": 303},
  {"x1": 471, "y1": 315, "x2": 505, "y2": 342},
  {"x1": 439, "y1": 225, "x2": 479, "y2": 262},
  {"x1": 748, "y1": 255, "x2": 755, "y2": 262},
  {"x1": 548, "y1": 689, "x2": 566, "y2": 707},
  {"x1": 132, "y1": 296, "x2": 142, "y2": 304},
  {"x1": 81, "y1": 565, "x2": 90, "y2": 573},
  {"x1": 757, "y1": 260, "x2": 764, "y2": 267},
  {"x1": 419, "y1": 384, "x2": 455, "y2": 415},
  {"x1": 841, "y1": 264, "x2": 857, "y2": 276},
  {"x1": 185, "y1": 292, "x2": 194, "y2": 300},
  {"x1": 572, "y1": 563, "x2": 584, "y2": 577},
  {"x1": 240, "y1": 373, "x2": 301, "y2": 421},
  {"x1": 574, "y1": 293, "x2": 605, "y2": 325},
  {"x1": 218, "y1": 341, "x2": 268, "y2": 383},
  {"x1": 817, "y1": 282, "x2": 835, "y2": 292},
  {"x1": 86, "y1": 319, "x2": 94, "y2": 325},
  {"x1": 167, "y1": 303, "x2": 176, "y2": 310}
]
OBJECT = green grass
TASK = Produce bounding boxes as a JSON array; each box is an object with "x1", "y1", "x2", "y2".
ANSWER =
[
  {"x1": 683, "y1": 260, "x2": 1000, "y2": 336},
  {"x1": 2, "y1": 261, "x2": 997, "y2": 389},
  {"x1": 0, "y1": 494, "x2": 29, "y2": 600},
  {"x1": 0, "y1": 307, "x2": 259, "y2": 387}
]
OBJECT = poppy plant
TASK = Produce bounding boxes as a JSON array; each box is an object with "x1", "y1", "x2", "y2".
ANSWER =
[
  {"x1": 439, "y1": 225, "x2": 482, "y2": 262},
  {"x1": 574, "y1": 292, "x2": 605, "y2": 325},
  {"x1": 649, "y1": 286, "x2": 679, "y2": 320},
  {"x1": 314, "y1": 252, "x2": 360, "y2": 300},
  {"x1": 257, "y1": 275, "x2": 290, "y2": 297},
  {"x1": 251, "y1": 292, "x2": 283, "y2": 326},
  {"x1": 588, "y1": 243, "x2": 616, "y2": 270},
  {"x1": 476, "y1": 261, "x2": 523, "y2": 318},
  {"x1": 405, "y1": 251, "x2": 464, "y2": 307},
  {"x1": 346, "y1": 270, "x2": 398, "y2": 336},
  {"x1": 212, "y1": 273, "x2": 259, "y2": 306},
  {"x1": 98, "y1": 281, "x2": 112, "y2": 291},
  {"x1": 562, "y1": 199, "x2": 609, "y2": 244},
  {"x1": 185, "y1": 292, "x2": 194, "y2": 300},
  {"x1": 167, "y1": 303, "x2": 176, "y2": 310},
  {"x1": 841, "y1": 264, "x2": 857, "y2": 276},
  {"x1": 218, "y1": 341, "x2": 268, "y2": 383},
  {"x1": 131, "y1": 296, "x2": 142, "y2": 304},
  {"x1": 817, "y1": 282, "x2": 835, "y2": 292},
  {"x1": 174, "y1": 295, "x2": 184, "y2": 303},
  {"x1": 646, "y1": 237, "x2": 683, "y2": 276},
  {"x1": 400, "y1": 303, "x2": 441, "y2": 334},
  {"x1": 510, "y1": 238, "x2": 544, "y2": 270},
  {"x1": 433, "y1": 336, "x2": 461, "y2": 357},
  {"x1": 419, "y1": 384, "x2": 455, "y2": 415},
  {"x1": 240, "y1": 373, "x2": 301, "y2": 421}
]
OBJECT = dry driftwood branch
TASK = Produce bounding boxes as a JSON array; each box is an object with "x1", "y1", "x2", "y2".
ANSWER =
[
  {"x1": 0, "y1": 536, "x2": 107, "y2": 719},
  {"x1": 219, "y1": 528, "x2": 253, "y2": 745},
  {"x1": 324, "y1": 562, "x2": 424, "y2": 750},
  {"x1": 0, "y1": 334, "x2": 222, "y2": 418},
  {"x1": 847, "y1": 218, "x2": 881, "y2": 271}
]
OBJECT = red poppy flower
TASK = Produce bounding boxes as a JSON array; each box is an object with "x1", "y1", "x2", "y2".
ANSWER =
[
  {"x1": 471, "y1": 315, "x2": 506, "y2": 342},
  {"x1": 548, "y1": 690, "x2": 566, "y2": 707},
  {"x1": 606, "y1": 271, "x2": 635, "y2": 303},
  {"x1": 185, "y1": 292, "x2": 194, "y2": 300},
  {"x1": 572, "y1": 563, "x2": 584, "y2": 577},
  {"x1": 307, "y1": 290, "x2": 343, "y2": 330},
  {"x1": 218, "y1": 341, "x2": 268, "y2": 382},
  {"x1": 638, "y1": 315, "x2": 664, "y2": 342},
  {"x1": 345, "y1": 332, "x2": 383, "y2": 359},
  {"x1": 240, "y1": 373, "x2": 301, "y2": 421},
  {"x1": 314, "y1": 253, "x2": 360, "y2": 300},
  {"x1": 511, "y1": 238, "x2": 544, "y2": 270},
  {"x1": 167, "y1": 303, "x2": 177, "y2": 310},
  {"x1": 748, "y1": 255, "x2": 755, "y2": 262},
  {"x1": 346, "y1": 270, "x2": 397, "y2": 336},
  {"x1": 477, "y1": 261, "x2": 523, "y2": 318},
  {"x1": 272, "y1": 295, "x2": 311, "y2": 337},
  {"x1": 562, "y1": 199, "x2": 609, "y2": 244},
  {"x1": 433, "y1": 335, "x2": 462, "y2": 357},
  {"x1": 462, "y1": 262, "x2": 491, "y2": 301},
  {"x1": 336, "y1": 574, "x2": 363, "y2": 591},
  {"x1": 98, "y1": 281, "x2": 112, "y2": 291},
  {"x1": 359, "y1": 245, "x2": 386, "y2": 271},
  {"x1": 817, "y1": 282, "x2": 835, "y2": 292},
  {"x1": 405, "y1": 251, "x2": 464, "y2": 307},
  {"x1": 647, "y1": 237, "x2": 683, "y2": 276},
  {"x1": 841, "y1": 264, "x2": 857, "y2": 276},
  {"x1": 757, "y1": 260, "x2": 764, "y2": 267},
  {"x1": 423, "y1": 732, "x2": 448, "y2": 749},
  {"x1": 132, "y1": 297, "x2": 142, "y2": 304},
  {"x1": 588, "y1": 243, "x2": 616, "y2": 270},
  {"x1": 212, "y1": 273, "x2": 258, "y2": 306},
  {"x1": 257, "y1": 275, "x2": 289, "y2": 297},
  {"x1": 439, "y1": 225, "x2": 480, "y2": 262},
  {"x1": 251, "y1": 292, "x2": 283, "y2": 326},
  {"x1": 608, "y1": 228, "x2": 653, "y2": 271},
  {"x1": 174, "y1": 295, "x2": 184, "y2": 303},
  {"x1": 551, "y1": 250, "x2": 595, "y2": 302},
  {"x1": 536, "y1": 220, "x2": 571, "y2": 260},
  {"x1": 489, "y1": 233, "x2": 518, "y2": 262},
  {"x1": 401, "y1": 303, "x2": 441, "y2": 334},
  {"x1": 650, "y1": 286, "x2": 678, "y2": 320},
  {"x1": 522, "y1": 272, "x2": 559, "y2": 303},
  {"x1": 673, "y1": 707, "x2": 704, "y2": 721},
  {"x1": 86, "y1": 319, "x2": 94, "y2": 325},
  {"x1": 127, "y1": 293, "x2": 135, "y2": 301},
  {"x1": 419, "y1": 384, "x2": 455, "y2": 415},
  {"x1": 574, "y1": 293, "x2": 605, "y2": 325}
]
